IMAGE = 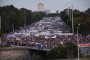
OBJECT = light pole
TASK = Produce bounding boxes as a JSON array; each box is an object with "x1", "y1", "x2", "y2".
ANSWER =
[
  {"x1": 72, "y1": 5, "x2": 74, "y2": 34},
  {"x1": 68, "y1": 5, "x2": 74, "y2": 34},
  {"x1": 77, "y1": 24, "x2": 80, "y2": 60},
  {"x1": 67, "y1": 0, "x2": 74, "y2": 33},
  {"x1": 68, "y1": 7, "x2": 72, "y2": 20},
  {"x1": 11, "y1": 9, "x2": 14, "y2": 32},
  {"x1": 0, "y1": 16, "x2": 1, "y2": 30},
  {"x1": 24, "y1": 10, "x2": 26, "y2": 27},
  {"x1": 67, "y1": 7, "x2": 70, "y2": 16}
]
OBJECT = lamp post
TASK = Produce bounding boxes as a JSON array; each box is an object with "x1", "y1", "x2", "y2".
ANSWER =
[
  {"x1": 0, "y1": 16, "x2": 1, "y2": 30},
  {"x1": 68, "y1": 5, "x2": 74, "y2": 34},
  {"x1": 72, "y1": 5, "x2": 74, "y2": 34},
  {"x1": 67, "y1": 7, "x2": 71, "y2": 20},
  {"x1": 11, "y1": 9, "x2": 14, "y2": 32},
  {"x1": 77, "y1": 24, "x2": 80, "y2": 60},
  {"x1": 24, "y1": 10, "x2": 26, "y2": 27}
]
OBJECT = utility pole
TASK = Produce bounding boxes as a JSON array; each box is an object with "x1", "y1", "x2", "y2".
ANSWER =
[
  {"x1": 77, "y1": 24, "x2": 80, "y2": 60},
  {"x1": 0, "y1": 16, "x2": 1, "y2": 44},
  {"x1": 12, "y1": 24, "x2": 14, "y2": 32},
  {"x1": 11, "y1": 9, "x2": 14, "y2": 32},
  {"x1": 0, "y1": 16, "x2": 1, "y2": 30},
  {"x1": 68, "y1": 7, "x2": 70, "y2": 16},
  {"x1": 24, "y1": 10, "x2": 26, "y2": 27},
  {"x1": 69, "y1": 7, "x2": 72, "y2": 20},
  {"x1": 72, "y1": 5, "x2": 74, "y2": 34}
]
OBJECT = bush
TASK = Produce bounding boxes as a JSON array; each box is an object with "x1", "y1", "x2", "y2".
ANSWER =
[{"x1": 47, "y1": 42, "x2": 78, "y2": 59}]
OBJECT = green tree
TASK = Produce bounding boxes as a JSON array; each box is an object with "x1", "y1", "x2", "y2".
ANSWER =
[
  {"x1": 0, "y1": 5, "x2": 46, "y2": 34},
  {"x1": 60, "y1": 8, "x2": 90, "y2": 34},
  {"x1": 47, "y1": 42, "x2": 78, "y2": 59}
]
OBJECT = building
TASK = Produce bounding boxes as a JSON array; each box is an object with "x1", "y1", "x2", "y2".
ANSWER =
[
  {"x1": 38, "y1": 3, "x2": 45, "y2": 12},
  {"x1": 45, "y1": 10, "x2": 51, "y2": 14}
]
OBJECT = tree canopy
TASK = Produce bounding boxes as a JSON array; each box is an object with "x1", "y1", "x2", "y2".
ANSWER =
[
  {"x1": 60, "y1": 8, "x2": 90, "y2": 34},
  {"x1": 47, "y1": 42, "x2": 78, "y2": 59},
  {"x1": 0, "y1": 5, "x2": 46, "y2": 34}
]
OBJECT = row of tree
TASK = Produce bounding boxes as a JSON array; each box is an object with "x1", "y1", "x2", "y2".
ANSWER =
[
  {"x1": 0, "y1": 5, "x2": 46, "y2": 34},
  {"x1": 60, "y1": 8, "x2": 90, "y2": 34}
]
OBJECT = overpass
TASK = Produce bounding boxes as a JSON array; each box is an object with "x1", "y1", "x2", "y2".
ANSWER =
[
  {"x1": 0, "y1": 46, "x2": 51, "y2": 51},
  {"x1": 0, "y1": 46, "x2": 50, "y2": 60}
]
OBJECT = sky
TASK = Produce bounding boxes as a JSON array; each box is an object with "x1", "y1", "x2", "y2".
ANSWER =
[{"x1": 0, "y1": 0, "x2": 90, "y2": 13}]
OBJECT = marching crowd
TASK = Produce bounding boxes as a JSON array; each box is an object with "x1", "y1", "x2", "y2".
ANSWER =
[
  {"x1": 1, "y1": 34, "x2": 90, "y2": 48},
  {"x1": 1, "y1": 17, "x2": 90, "y2": 49}
]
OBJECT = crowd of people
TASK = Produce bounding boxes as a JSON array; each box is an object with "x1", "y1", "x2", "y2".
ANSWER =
[
  {"x1": 2, "y1": 34, "x2": 90, "y2": 48},
  {"x1": 1, "y1": 17, "x2": 90, "y2": 49}
]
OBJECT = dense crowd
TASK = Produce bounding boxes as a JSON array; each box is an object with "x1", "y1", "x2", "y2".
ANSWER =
[
  {"x1": 1, "y1": 17, "x2": 90, "y2": 49},
  {"x1": 1, "y1": 34, "x2": 90, "y2": 48}
]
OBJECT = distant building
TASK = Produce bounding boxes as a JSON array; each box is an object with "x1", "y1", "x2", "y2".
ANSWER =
[
  {"x1": 38, "y1": 3, "x2": 45, "y2": 12},
  {"x1": 45, "y1": 10, "x2": 51, "y2": 14}
]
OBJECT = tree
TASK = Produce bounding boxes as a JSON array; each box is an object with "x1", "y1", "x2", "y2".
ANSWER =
[
  {"x1": 47, "y1": 42, "x2": 78, "y2": 59},
  {"x1": 85, "y1": 8, "x2": 90, "y2": 15},
  {"x1": 0, "y1": 5, "x2": 46, "y2": 34},
  {"x1": 60, "y1": 8, "x2": 90, "y2": 34},
  {"x1": 65, "y1": 42, "x2": 78, "y2": 58},
  {"x1": 47, "y1": 45, "x2": 67, "y2": 59}
]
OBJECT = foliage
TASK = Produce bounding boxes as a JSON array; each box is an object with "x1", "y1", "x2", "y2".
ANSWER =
[
  {"x1": 47, "y1": 42, "x2": 78, "y2": 59},
  {"x1": 60, "y1": 8, "x2": 90, "y2": 34},
  {"x1": 0, "y1": 5, "x2": 46, "y2": 34}
]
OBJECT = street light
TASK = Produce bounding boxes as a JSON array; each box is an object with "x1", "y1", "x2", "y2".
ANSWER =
[
  {"x1": 77, "y1": 24, "x2": 80, "y2": 60},
  {"x1": 68, "y1": 5, "x2": 74, "y2": 34},
  {"x1": 24, "y1": 10, "x2": 26, "y2": 27},
  {"x1": 11, "y1": 9, "x2": 15, "y2": 32},
  {"x1": 0, "y1": 16, "x2": 1, "y2": 30},
  {"x1": 72, "y1": 5, "x2": 74, "y2": 34}
]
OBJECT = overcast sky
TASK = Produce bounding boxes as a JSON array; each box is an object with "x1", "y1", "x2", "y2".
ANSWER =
[{"x1": 0, "y1": 0, "x2": 90, "y2": 13}]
